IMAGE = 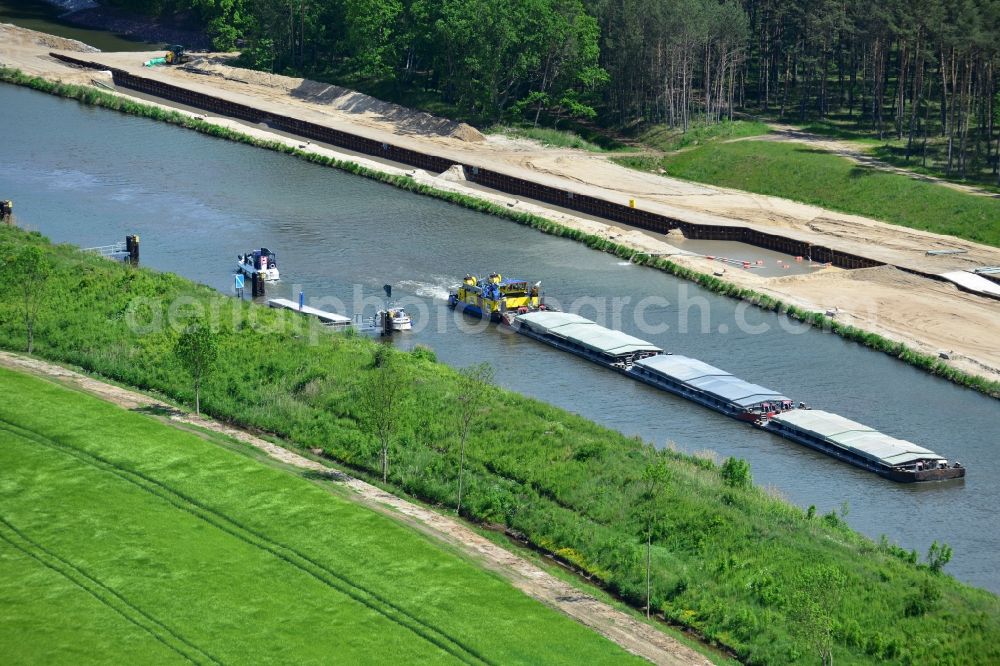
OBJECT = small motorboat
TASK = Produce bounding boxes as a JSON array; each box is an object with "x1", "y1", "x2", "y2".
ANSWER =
[
  {"x1": 379, "y1": 306, "x2": 412, "y2": 331},
  {"x1": 237, "y1": 248, "x2": 280, "y2": 282}
]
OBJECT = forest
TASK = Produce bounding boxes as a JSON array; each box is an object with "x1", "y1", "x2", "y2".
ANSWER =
[{"x1": 107, "y1": 0, "x2": 1000, "y2": 178}]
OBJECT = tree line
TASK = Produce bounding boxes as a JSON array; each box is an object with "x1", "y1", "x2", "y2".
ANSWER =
[{"x1": 119, "y1": 0, "x2": 999, "y2": 176}]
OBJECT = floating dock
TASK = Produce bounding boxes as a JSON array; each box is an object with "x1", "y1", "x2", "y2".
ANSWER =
[
  {"x1": 267, "y1": 298, "x2": 351, "y2": 327},
  {"x1": 508, "y1": 310, "x2": 963, "y2": 482}
]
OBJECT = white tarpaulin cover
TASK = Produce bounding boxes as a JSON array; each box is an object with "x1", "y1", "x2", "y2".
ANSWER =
[
  {"x1": 635, "y1": 354, "x2": 790, "y2": 408},
  {"x1": 771, "y1": 409, "x2": 943, "y2": 466}
]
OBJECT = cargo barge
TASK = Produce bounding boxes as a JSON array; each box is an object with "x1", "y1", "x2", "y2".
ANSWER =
[
  {"x1": 631, "y1": 354, "x2": 795, "y2": 422},
  {"x1": 764, "y1": 411, "x2": 964, "y2": 482},
  {"x1": 506, "y1": 310, "x2": 964, "y2": 483},
  {"x1": 512, "y1": 311, "x2": 662, "y2": 374}
]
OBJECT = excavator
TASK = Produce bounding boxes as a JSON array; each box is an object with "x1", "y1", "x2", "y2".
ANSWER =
[{"x1": 143, "y1": 45, "x2": 186, "y2": 68}]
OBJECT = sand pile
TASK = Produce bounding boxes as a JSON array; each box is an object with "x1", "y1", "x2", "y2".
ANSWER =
[
  {"x1": 0, "y1": 23, "x2": 97, "y2": 54},
  {"x1": 182, "y1": 56, "x2": 485, "y2": 141},
  {"x1": 449, "y1": 123, "x2": 486, "y2": 142},
  {"x1": 438, "y1": 164, "x2": 467, "y2": 181}
]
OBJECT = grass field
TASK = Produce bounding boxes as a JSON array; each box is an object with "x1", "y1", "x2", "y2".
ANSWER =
[
  {"x1": 615, "y1": 140, "x2": 1000, "y2": 248},
  {"x1": 0, "y1": 368, "x2": 639, "y2": 664}
]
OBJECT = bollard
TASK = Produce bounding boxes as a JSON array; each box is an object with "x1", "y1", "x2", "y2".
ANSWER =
[
  {"x1": 252, "y1": 271, "x2": 266, "y2": 298},
  {"x1": 126, "y1": 235, "x2": 140, "y2": 266}
]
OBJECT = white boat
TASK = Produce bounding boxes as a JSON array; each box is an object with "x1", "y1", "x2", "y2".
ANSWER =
[
  {"x1": 237, "y1": 248, "x2": 280, "y2": 282},
  {"x1": 379, "y1": 306, "x2": 412, "y2": 331}
]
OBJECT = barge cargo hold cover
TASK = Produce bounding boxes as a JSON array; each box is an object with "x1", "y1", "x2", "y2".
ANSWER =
[
  {"x1": 514, "y1": 311, "x2": 662, "y2": 366},
  {"x1": 632, "y1": 354, "x2": 792, "y2": 420},
  {"x1": 767, "y1": 410, "x2": 965, "y2": 482}
]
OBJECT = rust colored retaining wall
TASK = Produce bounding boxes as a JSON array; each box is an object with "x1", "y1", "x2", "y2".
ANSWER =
[{"x1": 52, "y1": 53, "x2": 883, "y2": 270}]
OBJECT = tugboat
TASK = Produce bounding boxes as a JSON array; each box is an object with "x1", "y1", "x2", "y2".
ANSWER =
[
  {"x1": 237, "y1": 248, "x2": 280, "y2": 282},
  {"x1": 447, "y1": 273, "x2": 543, "y2": 321}
]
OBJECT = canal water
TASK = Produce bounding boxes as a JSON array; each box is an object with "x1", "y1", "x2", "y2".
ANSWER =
[
  {"x1": 0, "y1": 0, "x2": 157, "y2": 51},
  {"x1": 2, "y1": 83, "x2": 998, "y2": 593}
]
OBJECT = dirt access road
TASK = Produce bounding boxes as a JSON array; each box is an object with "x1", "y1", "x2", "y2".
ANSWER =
[
  {"x1": 3, "y1": 23, "x2": 999, "y2": 384},
  {"x1": 0, "y1": 351, "x2": 715, "y2": 666}
]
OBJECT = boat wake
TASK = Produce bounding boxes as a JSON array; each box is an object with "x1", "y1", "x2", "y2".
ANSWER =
[{"x1": 397, "y1": 277, "x2": 455, "y2": 301}]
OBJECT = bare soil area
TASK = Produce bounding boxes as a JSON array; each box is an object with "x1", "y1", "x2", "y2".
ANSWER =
[
  {"x1": 0, "y1": 350, "x2": 714, "y2": 666},
  {"x1": 3, "y1": 23, "x2": 998, "y2": 384}
]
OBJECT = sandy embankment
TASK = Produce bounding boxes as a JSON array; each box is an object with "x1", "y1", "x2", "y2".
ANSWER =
[{"x1": 3, "y1": 23, "x2": 998, "y2": 385}]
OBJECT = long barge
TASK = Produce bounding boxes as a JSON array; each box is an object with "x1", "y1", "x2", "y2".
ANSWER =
[{"x1": 507, "y1": 310, "x2": 964, "y2": 483}]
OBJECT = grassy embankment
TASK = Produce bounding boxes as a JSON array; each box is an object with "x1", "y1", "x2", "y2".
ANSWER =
[
  {"x1": 794, "y1": 115, "x2": 1000, "y2": 194},
  {"x1": 487, "y1": 125, "x2": 633, "y2": 152},
  {"x1": 3, "y1": 67, "x2": 997, "y2": 399},
  {"x1": 634, "y1": 120, "x2": 771, "y2": 152},
  {"x1": 616, "y1": 129, "x2": 1000, "y2": 248},
  {"x1": 486, "y1": 120, "x2": 767, "y2": 155},
  {"x1": 0, "y1": 367, "x2": 638, "y2": 664},
  {"x1": 2, "y1": 226, "x2": 999, "y2": 664}
]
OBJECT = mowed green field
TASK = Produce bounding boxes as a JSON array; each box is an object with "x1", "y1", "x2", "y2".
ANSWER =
[
  {"x1": 615, "y1": 140, "x2": 1000, "y2": 248},
  {"x1": 0, "y1": 368, "x2": 638, "y2": 665}
]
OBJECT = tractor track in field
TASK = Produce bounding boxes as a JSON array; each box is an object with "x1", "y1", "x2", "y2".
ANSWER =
[
  {"x1": 0, "y1": 512, "x2": 218, "y2": 665},
  {"x1": 0, "y1": 416, "x2": 491, "y2": 666},
  {"x1": 0, "y1": 351, "x2": 715, "y2": 666}
]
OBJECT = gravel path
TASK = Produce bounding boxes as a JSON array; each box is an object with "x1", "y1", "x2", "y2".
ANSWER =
[{"x1": 0, "y1": 350, "x2": 715, "y2": 666}]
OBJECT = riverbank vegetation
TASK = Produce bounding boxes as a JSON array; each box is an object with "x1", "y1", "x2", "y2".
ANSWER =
[
  {"x1": 2, "y1": 225, "x2": 999, "y2": 664},
  {"x1": 616, "y1": 140, "x2": 1000, "y2": 248},
  {"x1": 0, "y1": 368, "x2": 636, "y2": 662},
  {"x1": 4, "y1": 67, "x2": 999, "y2": 399},
  {"x1": 487, "y1": 125, "x2": 615, "y2": 152}
]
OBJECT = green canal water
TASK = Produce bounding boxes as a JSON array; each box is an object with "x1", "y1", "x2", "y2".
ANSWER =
[
  {"x1": 0, "y1": 0, "x2": 158, "y2": 51},
  {"x1": 1, "y1": 81, "x2": 998, "y2": 594}
]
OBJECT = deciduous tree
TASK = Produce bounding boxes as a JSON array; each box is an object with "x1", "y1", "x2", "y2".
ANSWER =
[
  {"x1": 174, "y1": 321, "x2": 218, "y2": 416},
  {"x1": 639, "y1": 457, "x2": 671, "y2": 618},
  {"x1": 790, "y1": 565, "x2": 846, "y2": 666},
  {"x1": 454, "y1": 362, "x2": 494, "y2": 515},
  {"x1": 358, "y1": 347, "x2": 407, "y2": 483},
  {"x1": 1, "y1": 245, "x2": 51, "y2": 355}
]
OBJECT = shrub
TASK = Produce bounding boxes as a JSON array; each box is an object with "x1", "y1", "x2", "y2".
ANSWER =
[{"x1": 720, "y1": 457, "x2": 752, "y2": 488}]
